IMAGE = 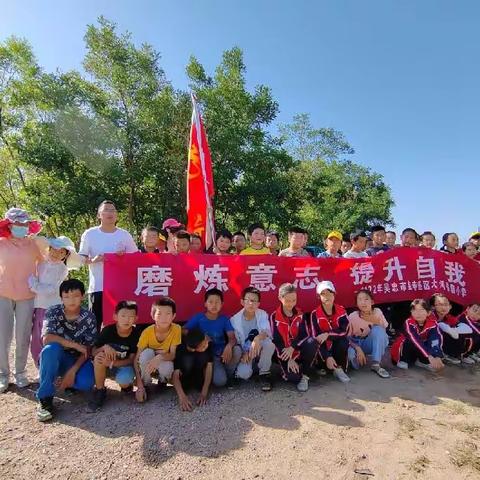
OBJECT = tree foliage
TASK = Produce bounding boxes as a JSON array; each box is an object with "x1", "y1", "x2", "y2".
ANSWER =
[{"x1": 0, "y1": 18, "x2": 394, "y2": 246}]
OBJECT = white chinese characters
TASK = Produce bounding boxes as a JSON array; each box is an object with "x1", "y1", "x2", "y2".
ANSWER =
[{"x1": 134, "y1": 265, "x2": 173, "y2": 297}]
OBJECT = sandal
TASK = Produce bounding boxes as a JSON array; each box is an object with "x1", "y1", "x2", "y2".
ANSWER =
[{"x1": 371, "y1": 364, "x2": 390, "y2": 378}]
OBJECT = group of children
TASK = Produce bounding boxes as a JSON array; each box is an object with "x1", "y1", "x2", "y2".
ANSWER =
[
  {"x1": 34, "y1": 276, "x2": 480, "y2": 422},
  {"x1": 139, "y1": 220, "x2": 480, "y2": 262}
]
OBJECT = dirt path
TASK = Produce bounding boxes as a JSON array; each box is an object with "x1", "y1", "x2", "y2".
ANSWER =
[{"x1": 1, "y1": 357, "x2": 480, "y2": 480}]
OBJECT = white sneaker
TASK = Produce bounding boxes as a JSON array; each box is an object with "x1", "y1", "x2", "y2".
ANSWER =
[
  {"x1": 469, "y1": 353, "x2": 480, "y2": 363},
  {"x1": 415, "y1": 360, "x2": 435, "y2": 372},
  {"x1": 462, "y1": 356, "x2": 476, "y2": 365},
  {"x1": 443, "y1": 354, "x2": 461, "y2": 365},
  {"x1": 396, "y1": 361, "x2": 409, "y2": 370},
  {"x1": 333, "y1": 367, "x2": 351, "y2": 383},
  {"x1": 0, "y1": 376, "x2": 9, "y2": 393},
  {"x1": 296, "y1": 375, "x2": 309, "y2": 392},
  {"x1": 15, "y1": 373, "x2": 30, "y2": 388}
]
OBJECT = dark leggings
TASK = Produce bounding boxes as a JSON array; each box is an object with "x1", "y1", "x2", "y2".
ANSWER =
[
  {"x1": 278, "y1": 338, "x2": 319, "y2": 383},
  {"x1": 442, "y1": 332, "x2": 472, "y2": 358},
  {"x1": 89, "y1": 291, "x2": 103, "y2": 332},
  {"x1": 400, "y1": 338, "x2": 430, "y2": 365}
]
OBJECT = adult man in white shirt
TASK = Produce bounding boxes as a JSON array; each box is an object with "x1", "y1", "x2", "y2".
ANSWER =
[{"x1": 79, "y1": 201, "x2": 138, "y2": 329}]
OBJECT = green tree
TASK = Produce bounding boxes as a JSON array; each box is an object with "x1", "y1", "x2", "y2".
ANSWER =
[
  {"x1": 186, "y1": 47, "x2": 294, "y2": 231},
  {"x1": 280, "y1": 114, "x2": 394, "y2": 243}
]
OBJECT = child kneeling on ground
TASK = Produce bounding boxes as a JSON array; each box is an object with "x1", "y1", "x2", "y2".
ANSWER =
[
  {"x1": 134, "y1": 297, "x2": 181, "y2": 402},
  {"x1": 270, "y1": 283, "x2": 314, "y2": 392},
  {"x1": 172, "y1": 328, "x2": 214, "y2": 411},
  {"x1": 36, "y1": 279, "x2": 97, "y2": 422},
  {"x1": 88, "y1": 300, "x2": 141, "y2": 411},
  {"x1": 230, "y1": 287, "x2": 275, "y2": 391},
  {"x1": 391, "y1": 299, "x2": 444, "y2": 372},
  {"x1": 347, "y1": 289, "x2": 390, "y2": 378},
  {"x1": 295, "y1": 281, "x2": 351, "y2": 383}
]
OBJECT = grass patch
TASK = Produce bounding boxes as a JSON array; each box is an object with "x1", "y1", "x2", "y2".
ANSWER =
[
  {"x1": 453, "y1": 423, "x2": 480, "y2": 438},
  {"x1": 409, "y1": 455, "x2": 430, "y2": 474},
  {"x1": 450, "y1": 442, "x2": 480, "y2": 472},
  {"x1": 442, "y1": 400, "x2": 468, "y2": 415},
  {"x1": 397, "y1": 415, "x2": 417, "y2": 437}
]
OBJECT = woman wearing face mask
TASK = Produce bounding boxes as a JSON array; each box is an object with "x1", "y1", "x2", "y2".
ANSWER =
[{"x1": 0, "y1": 208, "x2": 43, "y2": 393}]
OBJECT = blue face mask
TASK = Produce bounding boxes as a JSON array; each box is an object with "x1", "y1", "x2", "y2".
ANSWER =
[{"x1": 11, "y1": 225, "x2": 29, "y2": 239}]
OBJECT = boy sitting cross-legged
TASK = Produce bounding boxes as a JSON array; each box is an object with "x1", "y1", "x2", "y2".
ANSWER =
[
  {"x1": 88, "y1": 300, "x2": 142, "y2": 412},
  {"x1": 36, "y1": 279, "x2": 97, "y2": 422},
  {"x1": 172, "y1": 328, "x2": 214, "y2": 411},
  {"x1": 134, "y1": 297, "x2": 181, "y2": 403},
  {"x1": 230, "y1": 287, "x2": 276, "y2": 391}
]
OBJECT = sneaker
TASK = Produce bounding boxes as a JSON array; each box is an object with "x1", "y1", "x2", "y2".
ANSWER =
[
  {"x1": 333, "y1": 367, "x2": 350, "y2": 383},
  {"x1": 0, "y1": 376, "x2": 9, "y2": 394},
  {"x1": 415, "y1": 360, "x2": 435, "y2": 372},
  {"x1": 371, "y1": 364, "x2": 390, "y2": 378},
  {"x1": 14, "y1": 373, "x2": 30, "y2": 388},
  {"x1": 396, "y1": 361, "x2": 409, "y2": 370},
  {"x1": 226, "y1": 377, "x2": 240, "y2": 389},
  {"x1": 260, "y1": 374, "x2": 273, "y2": 392},
  {"x1": 469, "y1": 353, "x2": 480, "y2": 363},
  {"x1": 318, "y1": 368, "x2": 328, "y2": 376},
  {"x1": 296, "y1": 375, "x2": 309, "y2": 392},
  {"x1": 37, "y1": 397, "x2": 54, "y2": 422},
  {"x1": 87, "y1": 388, "x2": 107, "y2": 413},
  {"x1": 443, "y1": 354, "x2": 461, "y2": 365},
  {"x1": 462, "y1": 356, "x2": 476, "y2": 365}
]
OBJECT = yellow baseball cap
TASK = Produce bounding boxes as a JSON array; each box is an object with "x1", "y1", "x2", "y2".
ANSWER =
[
  {"x1": 327, "y1": 230, "x2": 343, "y2": 241},
  {"x1": 470, "y1": 232, "x2": 480, "y2": 239}
]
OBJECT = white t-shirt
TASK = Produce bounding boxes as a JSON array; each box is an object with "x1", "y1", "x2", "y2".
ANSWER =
[
  {"x1": 343, "y1": 250, "x2": 369, "y2": 259},
  {"x1": 79, "y1": 226, "x2": 138, "y2": 293}
]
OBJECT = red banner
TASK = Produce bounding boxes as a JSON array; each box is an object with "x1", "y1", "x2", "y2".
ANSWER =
[
  {"x1": 103, "y1": 248, "x2": 480, "y2": 325},
  {"x1": 186, "y1": 94, "x2": 215, "y2": 250}
]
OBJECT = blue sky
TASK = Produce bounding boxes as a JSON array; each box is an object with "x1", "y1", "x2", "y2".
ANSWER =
[{"x1": 2, "y1": 1, "x2": 479, "y2": 242}]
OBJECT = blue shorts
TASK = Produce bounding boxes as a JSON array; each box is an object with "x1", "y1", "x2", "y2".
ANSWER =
[{"x1": 108, "y1": 366, "x2": 135, "y2": 385}]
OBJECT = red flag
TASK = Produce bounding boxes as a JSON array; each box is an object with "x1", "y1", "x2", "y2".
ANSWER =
[{"x1": 186, "y1": 94, "x2": 215, "y2": 249}]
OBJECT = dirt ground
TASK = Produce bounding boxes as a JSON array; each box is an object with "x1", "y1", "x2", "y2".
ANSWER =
[{"x1": 1, "y1": 352, "x2": 480, "y2": 480}]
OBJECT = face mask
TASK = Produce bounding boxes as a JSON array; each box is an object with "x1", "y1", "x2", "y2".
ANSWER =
[{"x1": 11, "y1": 225, "x2": 29, "y2": 239}]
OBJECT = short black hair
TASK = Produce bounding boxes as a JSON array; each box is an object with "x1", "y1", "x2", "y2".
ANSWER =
[
  {"x1": 247, "y1": 223, "x2": 265, "y2": 236},
  {"x1": 97, "y1": 200, "x2": 116, "y2": 212},
  {"x1": 115, "y1": 300, "x2": 138, "y2": 314},
  {"x1": 267, "y1": 231, "x2": 280, "y2": 242},
  {"x1": 350, "y1": 230, "x2": 367, "y2": 242},
  {"x1": 386, "y1": 230, "x2": 396, "y2": 236},
  {"x1": 442, "y1": 232, "x2": 457, "y2": 244},
  {"x1": 410, "y1": 298, "x2": 431, "y2": 313},
  {"x1": 174, "y1": 230, "x2": 191, "y2": 242},
  {"x1": 242, "y1": 286, "x2": 261, "y2": 301},
  {"x1": 185, "y1": 328, "x2": 207, "y2": 349},
  {"x1": 59, "y1": 278, "x2": 85, "y2": 297},
  {"x1": 421, "y1": 231, "x2": 435, "y2": 240},
  {"x1": 288, "y1": 226, "x2": 307, "y2": 235},
  {"x1": 233, "y1": 231, "x2": 246, "y2": 239},
  {"x1": 371, "y1": 225, "x2": 385, "y2": 233},
  {"x1": 205, "y1": 288, "x2": 224, "y2": 302},
  {"x1": 142, "y1": 225, "x2": 160, "y2": 235},
  {"x1": 402, "y1": 228, "x2": 417, "y2": 236},
  {"x1": 151, "y1": 296, "x2": 176, "y2": 315},
  {"x1": 216, "y1": 229, "x2": 233, "y2": 241},
  {"x1": 342, "y1": 234, "x2": 351, "y2": 243},
  {"x1": 430, "y1": 293, "x2": 450, "y2": 307}
]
